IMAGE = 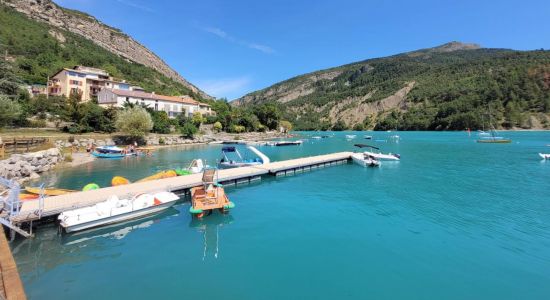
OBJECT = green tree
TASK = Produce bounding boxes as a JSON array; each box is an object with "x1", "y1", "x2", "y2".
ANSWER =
[
  {"x1": 191, "y1": 111, "x2": 205, "y2": 127},
  {"x1": 115, "y1": 106, "x2": 153, "y2": 138},
  {"x1": 254, "y1": 103, "x2": 281, "y2": 130},
  {"x1": 148, "y1": 110, "x2": 171, "y2": 134},
  {"x1": 0, "y1": 95, "x2": 21, "y2": 127},
  {"x1": 180, "y1": 122, "x2": 198, "y2": 138},
  {"x1": 0, "y1": 61, "x2": 21, "y2": 96},
  {"x1": 213, "y1": 121, "x2": 222, "y2": 132},
  {"x1": 279, "y1": 120, "x2": 293, "y2": 133}
]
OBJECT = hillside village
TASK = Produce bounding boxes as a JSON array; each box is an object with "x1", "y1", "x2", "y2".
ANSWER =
[{"x1": 29, "y1": 65, "x2": 213, "y2": 119}]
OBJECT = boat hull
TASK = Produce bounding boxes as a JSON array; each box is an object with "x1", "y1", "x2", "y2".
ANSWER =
[
  {"x1": 351, "y1": 153, "x2": 380, "y2": 167},
  {"x1": 477, "y1": 139, "x2": 511, "y2": 144},
  {"x1": 363, "y1": 151, "x2": 400, "y2": 161},
  {"x1": 61, "y1": 201, "x2": 176, "y2": 233},
  {"x1": 540, "y1": 153, "x2": 550, "y2": 159}
]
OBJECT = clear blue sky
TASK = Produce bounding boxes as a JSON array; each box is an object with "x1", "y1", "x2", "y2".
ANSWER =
[{"x1": 55, "y1": 0, "x2": 549, "y2": 99}]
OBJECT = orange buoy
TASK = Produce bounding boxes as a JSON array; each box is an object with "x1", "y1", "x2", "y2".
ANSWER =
[{"x1": 111, "y1": 176, "x2": 130, "y2": 186}]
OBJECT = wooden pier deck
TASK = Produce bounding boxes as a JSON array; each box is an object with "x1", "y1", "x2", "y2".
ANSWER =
[
  {"x1": 11, "y1": 152, "x2": 352, "y2": 223},
  {"x1": 0, "y1": 232, "x2": 26, "y2": 299}
]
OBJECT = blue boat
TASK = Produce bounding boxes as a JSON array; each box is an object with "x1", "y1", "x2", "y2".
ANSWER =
[{"x1": 92, "y1": 146, "x2": 135, "y2": 158}]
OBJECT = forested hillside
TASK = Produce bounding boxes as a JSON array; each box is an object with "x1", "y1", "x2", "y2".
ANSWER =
[
  {"x1": 235, "y1": 42, "x2": 550, "y2": 130},
  {"x1": 0, "y1": 4, "x2": 204, "y2": 99}
]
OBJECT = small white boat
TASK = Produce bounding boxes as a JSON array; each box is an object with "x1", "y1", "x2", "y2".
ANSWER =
[
  {"x1": 267, "y1": 140, "x2": 303, "y2": 146},
  {"x1": 312, "y1": 136, "x2": 322, "y2": 139},
  {"x1": 351, "y1": 153, "x2": 380, "y2": 167},
  {"x1": 58, "y1": 191, "x2": 179, "y2": 233},
  {"x1": 364, "y1": 151, "x2": 400, "y2": 161},
  {"x1": 354, "y1": 144, "x2": 400, "y2": 161},
  {"x1": 345, "y1": 135, "x2": 357, "y2": 139},
  {"x1": 539, "y1": 153, "x2": 550, "y2": 160}
]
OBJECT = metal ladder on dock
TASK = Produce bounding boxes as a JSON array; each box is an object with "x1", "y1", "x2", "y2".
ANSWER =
[{"x1": 0, "y1": 177, "x2": 44, "y2": 239}]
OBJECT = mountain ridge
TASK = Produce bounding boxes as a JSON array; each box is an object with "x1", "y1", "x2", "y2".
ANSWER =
[
  {"x1": 234, "y1": 42, "x2": 550, "y2": 130},
  {"x1": 3, "y1": 0, "x2": 211, "y2": 99}
]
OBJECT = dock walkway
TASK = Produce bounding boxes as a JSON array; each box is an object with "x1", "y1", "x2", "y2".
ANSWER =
[
  {"x1": 0, "y1": 232, "x2": 26, "y2": 299},
  {"x1": 11, "y1": 152, "x2": 352, "y2": 223}
]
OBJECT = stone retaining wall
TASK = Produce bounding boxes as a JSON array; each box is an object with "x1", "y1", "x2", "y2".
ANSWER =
[
  {"x1": 0, "y1": 148, "x2": 63, "y2": 182},
  {"x1": 52, "y1": 135, "x2": 209, "y2": 148}
]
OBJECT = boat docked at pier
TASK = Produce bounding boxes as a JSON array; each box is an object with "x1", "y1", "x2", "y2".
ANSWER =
[
  {"x1": 190, "y1": 169, "x2": 235, "y2": 218},
  {"x1": 351, "y1": 153, "x2": 380, "y2": 167},
  {"x1": 354, "y1": 144, "x2": 400, "y2": 161},
  {"x1": 58, "y1": 191, "x2": 179, "y2": 233},
  {"x1": 218, "y1": 146, "x2": 270, "y2": 169}
]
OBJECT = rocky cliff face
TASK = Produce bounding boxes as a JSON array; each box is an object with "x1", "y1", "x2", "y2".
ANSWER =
[{"x1": 4, "y1": 0, "x2": 211, "y2": 99}]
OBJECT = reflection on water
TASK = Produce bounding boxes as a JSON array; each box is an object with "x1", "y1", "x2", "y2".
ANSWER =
[
  {"x1": 189, "y1": 213, "x2": 234, "y2": 260},
  {"x1": 61, "y1": 208, "x2": 180, "y2": 245},
  {"x1": 11, "y1": 208, "x2": 179, "y2": 282}
]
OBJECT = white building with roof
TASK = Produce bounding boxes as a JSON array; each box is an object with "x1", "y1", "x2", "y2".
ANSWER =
[{"x1": 97, "y1": 89, "x2": 213, "y2": 118}]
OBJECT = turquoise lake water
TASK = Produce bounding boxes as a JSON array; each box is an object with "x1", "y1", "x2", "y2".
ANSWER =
[{"x1": 10, "y1": 131, "x2": 550, "y2": 299}]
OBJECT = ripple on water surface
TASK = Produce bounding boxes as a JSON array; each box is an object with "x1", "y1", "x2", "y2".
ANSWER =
[{"x1": 11, "y1": 131, "x2": 550, "y2": 299}]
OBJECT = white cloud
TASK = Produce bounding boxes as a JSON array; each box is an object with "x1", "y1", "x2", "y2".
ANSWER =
[
  {"x1": 114, "y1": 0, "x2": 155, "y2": 13},
  {"x1": 202, "y1": 26, "x2": 275, "y2": 54},
  {"x1": 195, "y1": 77, "x2": 252, "y2": 99}
]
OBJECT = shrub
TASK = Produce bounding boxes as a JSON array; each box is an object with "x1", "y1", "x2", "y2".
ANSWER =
[
  {"x1": 28, "y1": 119, "x2": 47, "y2": 128},
  {"x1": 213, "y1": 121, "x2": 223, "y2": 132},
  {"x1": 159, "y1": 137, "x2": 165, "y2": 145},
  {"x1": 230, "y1": 124, "x2": 246, "y2": 133},
  {"x1": 115, "y1": 106, "x2": 153, "y2": 138},
  {"x1": 205, "y1": 115, "x2": 218, "y2": 124},
  {"x1": 149, "y1": 110, "x2": 171, "y2": 134},
  {"x1": 192, "y1": 111, "x2": 205, "y2": 126},
  {"x1": 180, "y1": 122, "x2": 198, "y2": 138},
  {"x1": 0, "y1": 95, "x2": 21, "y2": 127}
]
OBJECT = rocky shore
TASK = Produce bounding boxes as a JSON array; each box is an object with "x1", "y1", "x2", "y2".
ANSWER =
[
  {"x1": 0, "y1": 131, "x2": 289, "y2": 183},
  {"x1": 0, "y1": 148, "x2": 63, "y2": 183}
]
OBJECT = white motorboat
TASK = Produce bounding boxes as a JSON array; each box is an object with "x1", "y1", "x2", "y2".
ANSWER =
[
  {"x1": 345, "y1": 135, "x2": 357, "y2": 139},
  {"x1": 58, "y1": 191, "x2": 179, "y2": 233},
  {"x1": 354, "y1": 144, "x2": 400, "y2": 161},
  {"x1": 351, "y1": 153, "x2": 380, "y2": 167},
  {"x1": 312, "y1": 136, "x2": 322, "y2": 139},
  {"x1": 217, "y1": 146, "x2": 270, "y2": 169},
  {"x1": 539, "y1": 153, "x2": 550, "y2": 160},
  {"x1": 267, "y1": 140, "x2": 303, "y2": 146},
  {"x1": 364, "y1": 151, "x2": 400, "y2": 161}
]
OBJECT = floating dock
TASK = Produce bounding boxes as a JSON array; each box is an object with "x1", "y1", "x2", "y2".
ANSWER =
[
  {"x1": 10, "y1": 152, "x2": 353, "y2": 224},
  {"x1": 0, "y1": 231, "x2": 26, "y2": 299}
]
